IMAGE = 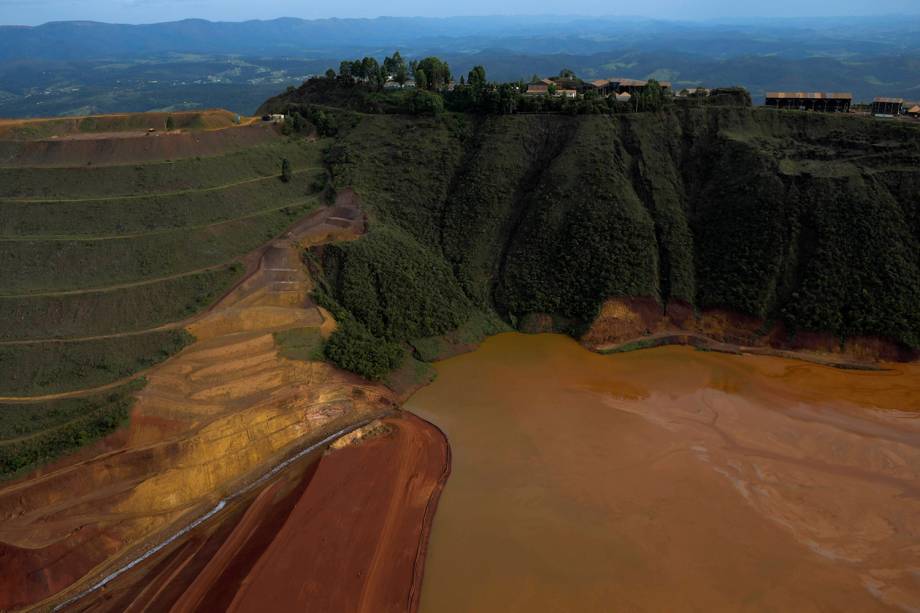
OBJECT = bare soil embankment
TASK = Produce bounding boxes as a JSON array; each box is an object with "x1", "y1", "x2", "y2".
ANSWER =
[
  {"x1": 62, "y1": 412, "x2": 449, "y2": 613},
  {"x1": 0, "y1": 123, "x2": 279, "y2": 168},
  {"x1": 0, "y1": 110, "x2": 246, "y2": 140},
  {"x1": 583, "y1": 297, "x2": 918, "y2": 366}
]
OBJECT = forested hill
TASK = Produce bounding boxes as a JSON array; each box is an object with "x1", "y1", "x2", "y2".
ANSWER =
[
  {"x1": 271, "y1": 98, "x2": 920, "y2": 377},
  {"x1": 5, "y1": 16, "x2": 920, "y2": 62},
  {"x1": 4, "y1": 16, "x2": 920, "y2": 117}
]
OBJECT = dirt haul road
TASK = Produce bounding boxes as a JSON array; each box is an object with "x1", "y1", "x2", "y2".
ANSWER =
[
  {"x1": 0, "y1": 111, "x2": 270, "y2": 168},
  {"x1": 0, "y1": 190, "x2": 398, "y2": 611},
  {"x1": 69, "y1": 412, "x2": 450, "y2": 613}
]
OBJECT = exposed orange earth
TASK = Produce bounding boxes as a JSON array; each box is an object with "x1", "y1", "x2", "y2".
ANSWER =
[
  {"x1": 584, "y1": 296, "x2": 918, "y2": 363},
  {"x1": 0, "y1": 191, "x2": 394, "y2": 611},
  {"x1": 0, "y1": 110, "x2": 274, "y2": 167},
  {"x1": 59, "y1": 413, "x2": 449, "y2": 613},
  {"x1": 409, "y1": 333, "x2": 920, "y2": 613},
  {"x1": 225, "y1": 412, "x2": 448, "y2": 613},
  {"x1": 0, "y1": 110, "x2": 250, "y2": 138}
]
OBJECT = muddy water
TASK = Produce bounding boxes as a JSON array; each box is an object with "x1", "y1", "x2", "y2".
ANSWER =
[{"x1": 407, "y1": 333, "x2": 920, "y2": 612}]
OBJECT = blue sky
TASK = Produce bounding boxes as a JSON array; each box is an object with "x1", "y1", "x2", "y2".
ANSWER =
[{"x1": 2, "y1": 0, "x2": 920, "y2": 26}]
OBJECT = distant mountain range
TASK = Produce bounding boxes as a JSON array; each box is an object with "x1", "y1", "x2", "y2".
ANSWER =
[
  {"x1": 1, "y1": 15, "x2": 919, "y2": 117},
  {"x1": 3, "y1": 15, "x2": 920, "y2": 61}
]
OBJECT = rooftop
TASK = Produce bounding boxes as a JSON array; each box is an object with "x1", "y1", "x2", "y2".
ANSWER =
[{"x1": 766, "y1": 92, "x2": 853, "y2": 100}]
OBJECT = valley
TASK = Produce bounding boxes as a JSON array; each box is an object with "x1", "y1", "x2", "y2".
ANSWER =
[{"x1": 0, "y1": 93, "x2": 918, "y2": 612}]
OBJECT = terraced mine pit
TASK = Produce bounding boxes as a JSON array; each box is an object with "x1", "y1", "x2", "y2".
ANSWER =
[
  {"x1": 409, "y1": 333, "x2": 920, "y2": 613},
  {"x1": 0, "y1": 192, "x2": 396, "y2": 609},
  {"x1": 0, "y1": 116, "x2": 410, "y2": 610}
]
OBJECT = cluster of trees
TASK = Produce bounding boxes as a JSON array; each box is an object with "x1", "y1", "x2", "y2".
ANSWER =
[
  {"x1": 442, "y1": 65, "x2": 520, "y2": 114},
  {"x1": 444, "y1": 79, "x2": 670, "y2": 115},
  {"x1": 412, "y1": 57, "x2": 452, "y2": 91},
  {"x1": 329, "y1": 51, "x2": 454, "y2": 93},
  {"x1": 279, "y1": 106, "x2": 340, "y2": 137},
  {"x1": 309, "y1": 56, "x2": 691, "y2": 116},
  {"x1": 315, "y1": 225, "x2": 474, "y2": 378},
  {"x1": 322, "y1": 318, "x2": 404, "y2": 380},
  {"x1": 335, "y1": 52, "x2": 404, "y2": 90}
]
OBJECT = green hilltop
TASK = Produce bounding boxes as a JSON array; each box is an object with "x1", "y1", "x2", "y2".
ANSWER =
[{"x1": 261, "y1": 79, "x2": 920, "y2": 379}]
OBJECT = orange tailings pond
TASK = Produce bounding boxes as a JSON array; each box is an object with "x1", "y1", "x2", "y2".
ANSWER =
[{"x1": 407, "y1": 333, "x2": 920, "y2": 613}]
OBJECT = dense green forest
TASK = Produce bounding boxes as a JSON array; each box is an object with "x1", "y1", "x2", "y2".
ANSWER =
[{"x1": 263, "y1": 84, "x2": 920, "y2": 377}]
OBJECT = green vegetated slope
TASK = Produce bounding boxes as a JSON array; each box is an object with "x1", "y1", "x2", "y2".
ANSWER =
[
  {"x1": 0, "y1": 140, "x2": 317, "y2": 199},
  {"x1": 0, "y1": 333, "x2": 191, "y2": 397},
  {"x1": 0, "y1": 135, "x2": 329, "y2": 398},
  {"x1": 315, "y1": 108, "x2": 920, "y2": 378},
  {"x1": 0, "y1": 381, "x2": 143, "y2": 479}
]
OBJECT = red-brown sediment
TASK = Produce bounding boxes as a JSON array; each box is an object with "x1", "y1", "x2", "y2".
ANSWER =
[
  {"x1": 410, "y1": 333, "x2": 920, "y2": 613},
  {"x1": 66, "y1": 413, "x2": 450, "y2": 613},
  {"x1": 225, "y1": 412, "x2": 449, "y2": 613},
  {"x1": 583, "y1": 296, "x2": 918, "y2": 364}
]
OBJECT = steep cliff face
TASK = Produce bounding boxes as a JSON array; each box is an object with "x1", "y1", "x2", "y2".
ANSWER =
[{"x1": 317, "y1": 107, "x2": 920, "y2": 365}]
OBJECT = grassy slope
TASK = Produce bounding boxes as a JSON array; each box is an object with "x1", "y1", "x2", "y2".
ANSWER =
[
  {"x1": 0, "y1": 135, "x2": 329, "y2": 395},
  {"x1": 2, "y1": 203, "x2": 312, "y2": 293},
  {"x1": 0, "y1": 381, "x2": 143, "y2": 478},
  {"x1": 318, "y1": 107, "x2": 920, "y2": 376},
  {"x1": 0, "y1": 332, "x2": 191, "y2": 396},
  {"x1": 0, "y1": 266, "x2": 241, "y2": 341},
  {"x1": 0, "y1": 168, "x2": 325, "y2": 237},
  {"x1": 0, "y1": 139, "x2": 317, "y2": 199},
  {"x1": 273, "y1": 327, "x2": 325, "y2": 362}
]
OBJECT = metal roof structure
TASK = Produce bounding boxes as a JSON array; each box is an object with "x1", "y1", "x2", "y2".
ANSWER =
[{"x1": 766, "y1": 92, "x2": 853, "y2": 100}]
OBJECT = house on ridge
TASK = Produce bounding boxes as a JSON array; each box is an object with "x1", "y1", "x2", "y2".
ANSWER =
[
  {"x1": 764, "y1": 92, "x2": 852, "y2": 113},
  {"x1": 872, "y1": 97, "x2": 904, "y2": 117},
  {"x1": 526, "y1": 82, "x2": 549, "y2": 95}
]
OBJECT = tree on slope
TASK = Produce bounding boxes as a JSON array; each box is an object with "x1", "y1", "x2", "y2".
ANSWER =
[
  {"x1": 467, "y1": 65, "x2": 486, "y2": 88},
  {"x1": 415, "y1": 68, "x2": 428, "y2": 91},
  {"x1": 415, "y1": 57, "x2": 451, "y2": 90},
  {"x1": 384, "y1": 51, "x2": 408, "y2": 84},
  {"x1": 281, "y1": 158, "x2": 292, "y2": 183}
]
